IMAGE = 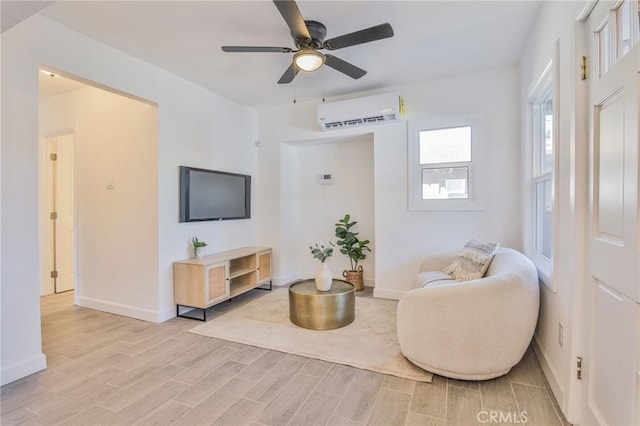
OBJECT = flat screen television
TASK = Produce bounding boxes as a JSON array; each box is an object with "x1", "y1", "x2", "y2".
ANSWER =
[{"x1": 179, "y1": 166, "x2": 251, "y2": 222}]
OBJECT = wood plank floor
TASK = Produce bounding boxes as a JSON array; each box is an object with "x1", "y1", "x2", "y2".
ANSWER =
[{"x1": 1, "y1": 289, "x2": 570, "y2": 426}]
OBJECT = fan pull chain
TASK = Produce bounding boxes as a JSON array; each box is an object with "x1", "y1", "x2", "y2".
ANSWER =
[{"x1": 293, "y1": 82, "x2": 297, "y2": 104}]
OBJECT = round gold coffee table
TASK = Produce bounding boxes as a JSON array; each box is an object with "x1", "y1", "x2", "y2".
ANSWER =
[{"x1": 289, "y1": 279, "x2": 355, "y2": 330}]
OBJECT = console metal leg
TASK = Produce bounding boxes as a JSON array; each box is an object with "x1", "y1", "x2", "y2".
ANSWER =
[
  {"x1": 256, "y1": 280, "x2": 273, "y2": 291},
  {"x1": 176, "y1": 305, "x2": 206, "y2": 321}
]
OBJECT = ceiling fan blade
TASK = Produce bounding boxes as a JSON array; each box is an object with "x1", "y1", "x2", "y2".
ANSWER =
[
  {"x1": 324, "y1": 23, "x2": 394, "y2": 50},
  {"x1": 277, "y1": 63, "x2": 300, "y2": 84},
  {"x1": 222, "y1": 46, "x2": 293, "y2": 53},
  {"x1": 324, "y1": 55, "x2": 366, "y2": 79},
  {"x1": 273, "y1": 0, "x2": 311, "y2": 40}
]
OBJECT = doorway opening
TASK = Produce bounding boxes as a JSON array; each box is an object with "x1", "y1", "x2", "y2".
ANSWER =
[
  {"x1": 39, "y1": 69, "x2": 87, "y2": 298},
  {"x1": 38, "y1": 67, "x2": 159, "y2": 316}
]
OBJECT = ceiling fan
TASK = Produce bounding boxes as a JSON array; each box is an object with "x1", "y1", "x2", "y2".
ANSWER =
[{"x1": 221, "y1": 0, "x2": 394, "y2": 84}]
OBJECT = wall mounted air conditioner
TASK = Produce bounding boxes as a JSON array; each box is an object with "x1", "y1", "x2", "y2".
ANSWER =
[{"x1": 317, "y1": 92, "x2": 404, "y2": 131}]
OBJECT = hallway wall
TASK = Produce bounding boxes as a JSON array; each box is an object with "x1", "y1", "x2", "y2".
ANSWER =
[{"x1": 39, "y1": 86, "x2": 158, "y2": 314}]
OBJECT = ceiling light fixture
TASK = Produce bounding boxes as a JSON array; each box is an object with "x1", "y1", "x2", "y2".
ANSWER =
[{"x1": 293, "y1": 50, "x2": 325, "y2": 72}]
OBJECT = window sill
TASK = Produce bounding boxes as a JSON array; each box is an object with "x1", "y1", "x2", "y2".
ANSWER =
[
  {"x1": 530, "y1": 252, "x2": 554, "y2": 292},
  {"x1": 409, "y1": 198, "x2": 484, "y2": 212},
  {"x1": 537, "y1": 268, "x2": 553, "y2": 290}
]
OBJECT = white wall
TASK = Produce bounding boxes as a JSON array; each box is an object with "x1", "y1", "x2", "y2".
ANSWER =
[
  {"x1": 39, "y1": 86, "x2": 159, "y2": 316},
  {"x1": 257, "y1": 66, "x2": 522, "y2": 299},
  {"x1": 281, "y1": 134, "x2": 375, "y2": 283},
  {"x1": 519, "y1": 1, "x2": 587, "y2": 422},
  {"x1": 1, "y1": 15, "x2": 258, "y2": 384}
]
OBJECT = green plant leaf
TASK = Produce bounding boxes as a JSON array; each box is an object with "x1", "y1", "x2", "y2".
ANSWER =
[{"x1": 333, "y1": 213, "x2": 371, "y2": 270}]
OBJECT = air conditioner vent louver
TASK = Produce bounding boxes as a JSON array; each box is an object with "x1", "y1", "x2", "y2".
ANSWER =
[
  {"x1": 318, "y1": 93, "x2": 404, "y2": 131},
  {"x1": 364, "y1": 115, "x2": 389, "y2": 123}
]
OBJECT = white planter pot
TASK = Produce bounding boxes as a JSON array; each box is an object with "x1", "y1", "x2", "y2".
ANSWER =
[
  {"x1": 315, "y1": 262, "x2": 333, "y2": 292},
  {"x1": 194, "y1": 247, "x2": 205, "y2": 259}
]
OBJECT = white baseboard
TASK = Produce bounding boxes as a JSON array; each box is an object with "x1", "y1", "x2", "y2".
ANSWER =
[
  {"x1": 77, "y1": 296, "x2": 161, "y2": 323},
  {"x1": 1, "y1": 353, "x2": 47, "y2": 386},
  {"x1": 532, "y1": 334, "x2": 565, "y2": 410},
  {"x1": 278, "y1": 274, "x2": 310, "y2": 286},
  {"x1": 158, "y1": 306, "x2": 177, "y2": 323},
  {"x1": 273, "y1": 275, "x2": 296, "y2": 286},
  {"x1": 373, "y1": 288, "x2": 405, "y2": 300}
]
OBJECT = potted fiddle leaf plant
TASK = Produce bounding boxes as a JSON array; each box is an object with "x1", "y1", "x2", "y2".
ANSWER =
[
  {"x1": 335, "y1": 214, "x2": 371, "y2": 291},
  {"x1": 309, "y1": 243, "x2": 334, "y2": 291},
  {"x1": 191, "y1": 236, "x2": 207, "y2": 259}
]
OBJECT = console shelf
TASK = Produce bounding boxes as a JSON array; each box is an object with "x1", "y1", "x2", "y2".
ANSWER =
[
  {"x1": 229, "y1": 267, "x2": 255, "y2": 279},
  {"x1": 173, "y1": 246, "x2": 272, "y2": 321}
]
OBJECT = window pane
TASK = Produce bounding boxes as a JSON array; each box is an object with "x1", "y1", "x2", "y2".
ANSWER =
[
  {"x1": 535, "y1": 179, "x2": 552, "y2": 259},
  {"x1": 419, "y1": 126, "x2": 471, "y2": 164},
  {"x1": 541, "y1": 93, "x2": 553, "y2": 175},
  {"x1": 598, "y1": 21, "x2": 612, "y2": 76},
  {"x1": 617, "y1": 0, "x2": 632, "y2": 57},
  {"x1": 422, "y1": 167, "x2": 469, "y2": 200}
]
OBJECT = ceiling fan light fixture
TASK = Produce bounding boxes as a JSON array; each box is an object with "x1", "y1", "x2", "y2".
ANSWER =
[{"x1": 294, "y1": 50, "x2": 325, "y2": 72}]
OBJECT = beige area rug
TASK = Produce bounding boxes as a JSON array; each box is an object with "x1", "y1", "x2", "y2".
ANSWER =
[{"x1": 189, "y1": 288, "x2": 433, "y2": 382}]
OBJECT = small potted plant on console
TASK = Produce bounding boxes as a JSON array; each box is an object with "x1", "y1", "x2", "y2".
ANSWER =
[{"x1": 191, "y1": 236, "x2": 207, "y2": 260}]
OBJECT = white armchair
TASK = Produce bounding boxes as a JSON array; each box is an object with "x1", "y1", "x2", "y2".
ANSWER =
[{"x1": 396, "y1": 247, "x2": 539, "y2": 380}]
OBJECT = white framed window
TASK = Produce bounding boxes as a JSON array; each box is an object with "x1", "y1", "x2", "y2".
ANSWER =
[
  {"x1": 596, "y1": 18, "x2": 612, "y2": 76},
  {"x1": 409, "y1": 119, "x2": 482, "y2": 211},
  {"x1": 596, "y1": 0, "x2": 640, "y2": 77},
  {"x1": 529, "y1": 58, "x2": 557, "y2": 287},
  {"x1": 617, "y1": 0, "x2": 633, "y2": 57},
  {"x1": 420, "y1": 126, "x2": 471, "y2": 200},
  {"x1": 533, "y1": 87, "x2": 553, "y2": 261}
]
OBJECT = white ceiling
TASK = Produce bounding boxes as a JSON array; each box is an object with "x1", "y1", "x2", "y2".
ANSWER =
[
  {"x1": 7, "y1": 1, "x2": 542, "y2": 108},
  {"x1": 1, "y1": 0, "x2": 53, "y2": 33}
]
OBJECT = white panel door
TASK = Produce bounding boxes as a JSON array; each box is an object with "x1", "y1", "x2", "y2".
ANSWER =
[
  {"x1": 582, "y1": 1, "x2": 640, "y2": 425},
  {"x1": 49, "y1": 133, "x2": 75, "y2": 293}
]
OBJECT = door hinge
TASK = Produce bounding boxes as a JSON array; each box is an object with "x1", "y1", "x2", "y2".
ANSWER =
[
  {"x1": 580, "y1": 56, "x2": 587, "y2": 81},
  {"x1": 50, "y1": 270, "x2": 58, "y2": 279},
  {"x1": 50, "y1": 153, "x2": 57, "y2": 161},
  {"x1": 576, "y1": 356, "x2": 583, "y2": 380},
  {"x1": 50, "y1": 212, "x2": 58, "y2": 220}
]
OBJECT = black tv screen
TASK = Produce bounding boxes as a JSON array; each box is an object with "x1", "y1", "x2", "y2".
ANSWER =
[{"x1": 180, "y1": 166, "x2": 251, "y2": 222}]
